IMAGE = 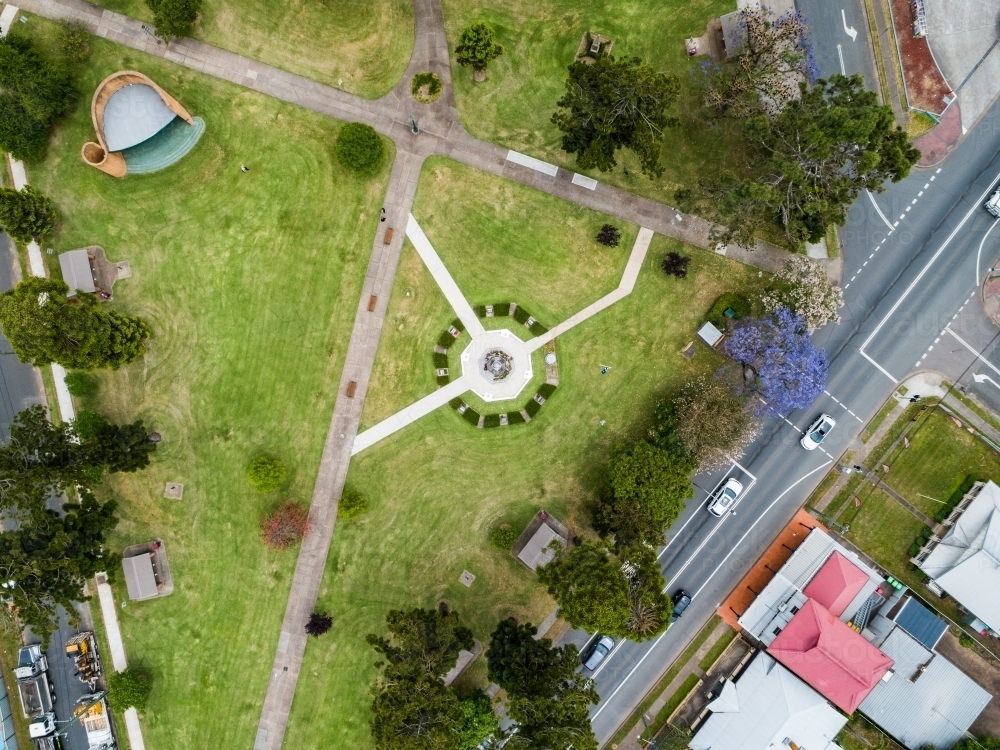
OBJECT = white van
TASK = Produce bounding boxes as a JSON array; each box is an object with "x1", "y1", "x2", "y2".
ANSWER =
[{"x1": 986, "y1": 190, "x2": 1000, "y2": 218}]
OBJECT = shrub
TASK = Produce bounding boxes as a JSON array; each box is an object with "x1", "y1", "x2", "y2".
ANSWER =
[
  {"x1": 492, "y1": 302, "x2": 511, "y2": 316},
  {"x1": 959, "y1": 632, "x2": 976, "y2": 649},
  {"x1": 483, "y1": 413, "x2": 501, "y2": 428},
  {"x1": 64, "y1": 370, "x2": 98, "y2": 397},
  {"x1": 107, "y1": 669, "x2": 152, "y2": 711},
  {"x1": 246, "y1": 455, "x2": 287, "y2": 492},
  {"x1": 306, "y1": 611, "x2": 333, "y2": 637},
  {"x1": 433, "y1": 352, "x2": 448, "y2": 368},
  {"x1": 0, "y1": 185, "x2": 58, "y2": 244},
  {"x1": 339, "y1": 487, "x2": 369, "y2": 520},
  {"x1": 410, "y1": 72, "x2": 443, "y2": 102},
  {"x1": 59, "y1": 20, "x2": 91, "y2": 62},
  {"x1": 529, "y1": 320, "x2": 549, "y2": 335},
  {"x1": 72, "y1": 410, "x2": 106, "y2": 441},
  {"x1": 437, "y1": 330, "x2": 458, "y2": 348},
  {"x1": 661, "y1": 251, "x2": 690, "y2": 278},
  {"x1": 474, "y1": 305, "x2": 487, "y2": 317},
  {"x1": 513, "y1": 305, "x2": 530, "y2": 324},
  {"x1": 462, "y1": 407, "x2": 481, "y2": 426},
  {"x1": 507, "y1": 411, "x2": 526, "y2": 424},
  {"x1": 437, "y1": 374, "x2": 450, "y2": 386},
  {"x1": 596, "y1": 224, "x2": 621, "y2": 247},
  {"x1": 525, "y1": 399, "x2": 541, "y2": 417},
  {"x1": 455, "y1": 22, "x2": 504, "y2": 73},
  {"x1": 451, "y1": 318, "x2": 465, "y2": 333},
  {"x1": 489, "y1": 523, "x2": 518, "y2": 550},
  {"x1": 706, "y1": 293, "x2": 751, "y2": 329},
  {"x1": 538, "y1": 383, "x2": 557, "y2": 399},
  {"x1": 146, "y1": 0, "x2": 202, "y2": 39},
  {"x1": 335, "y1": 122, "x2": 384, "y2": 173},
  {"x1": 260, "y1": 501, "x2": 309, "y2": 550},
  {"x1": 449, "y1": 397, "x2": 464, "y2": 409}
]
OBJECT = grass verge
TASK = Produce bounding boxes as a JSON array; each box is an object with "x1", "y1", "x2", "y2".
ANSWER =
[
  {"x1": 861, "y1": 395, "x2": 900, "y2": 443},
  {"x1": 647, "y1": 673, "x2": 700, "y2": 735},
  {"x1": 22, "y1": 16, "x2": 393, "y2": 750},
  {"x1": 697, "y1": 626, "x2": 736, "y2": 671}
]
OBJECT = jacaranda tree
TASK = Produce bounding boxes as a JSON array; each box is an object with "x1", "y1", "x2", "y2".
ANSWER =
[{"x1": 722, "y1": 307, "x2": 827, "y2": 416}]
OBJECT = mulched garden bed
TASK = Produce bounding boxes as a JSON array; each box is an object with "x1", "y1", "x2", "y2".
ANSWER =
[{"x1": 888, "y1": 0, "x2": 953, "y2": 114}]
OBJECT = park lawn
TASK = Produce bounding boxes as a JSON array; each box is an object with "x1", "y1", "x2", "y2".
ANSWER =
[
  {"x1": 442, "y1": 0, "x2": 747, "y2": 206},
  {"x1": 882, "y1": 409, "x2": 1000, "y2": 518},
  {"x1": 845, "y1": 489, "x2": 927, "y2": 576},
  {"x1": 24, "y1": 20, "x2": 392, "y2": 750},
  {"x1": 83, "y1": 0, "x2": 413, "y2": 98},
  {"x1": 286, "y1": 167, "x2": 766, "y2": 748}
]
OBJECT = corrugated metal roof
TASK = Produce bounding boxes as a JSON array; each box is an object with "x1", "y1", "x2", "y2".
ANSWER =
[
  {"x1": 58, "y1": 249, "x2": 95, "y2": 296},
  {"x1": 122, "y1": 553, "x2": 158, "y2": 600},
  {"x1": 893, "y1": 597, "x2": 947, "y2": 650},
  {"x1": 804, "y1": 552, "x2": 871, "y2": 616},
  {"x1": 859, "y1": 627, "x2": 992, "y2": 749}
]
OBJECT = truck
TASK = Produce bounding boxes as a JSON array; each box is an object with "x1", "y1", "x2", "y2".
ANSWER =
[
  {"x1": 75, "y1": 694, "x2": 116, "y2": 750},
  {"x1": 65, "y1": 632, "x2": 101, "y2": 689},
  {"x1": 17, "y1": 672, "x2": 55, "y2": 720},
  {"x1": 14, "y1": 645, "x2": 48, "y2": 681},
  {"x1": 27, "y1": 713, "x2": 60, "y2": 746},
  {"x1": 987, "y1": 189, "x2": 1000, "y2": 218}
]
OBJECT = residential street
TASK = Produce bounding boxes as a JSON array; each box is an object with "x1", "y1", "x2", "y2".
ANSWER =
[
  {"x1": 794, "y1": 0, "x2": 878, "y2": 85},
  {"x1": 568, "y1": 91, "x2": 1000, "y2": 744}
]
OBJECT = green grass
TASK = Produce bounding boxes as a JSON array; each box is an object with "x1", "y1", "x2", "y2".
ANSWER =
[
  {"x1": 647, "y1": 672, "x2": 700, "y2": 734},
  {"x1": 844, "y1": 488, "x2": 927, "y2": 567},
  {"x1": 697, "y1": 626, "x2": 736, "y2": 671},
  {"x1": 861, "y1": 395, "x2": 900, "y2": 443},
  {"x1": 881, "y1": 409, "x2": 1000, "y2": 518},
  {"x1": 22, "y1": 18, "x2": 393, "y2": 750},
  {"x1": 442, "y1": 0, "x2": 747, "y2": 206},
  {"x1": 287, "y1": 158, "x2": 766, "y2": 748},
  {"x1": 607, "y1": 615, "x2": 723, "y2": 748},
  {"x1": 81, "y1": 0, "x2": 414, "y2": 98}
]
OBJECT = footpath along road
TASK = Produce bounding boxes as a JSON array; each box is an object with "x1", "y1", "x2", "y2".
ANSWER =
[{"x1": 9, "y1": 0, "x2": 1000, "y2": 747}]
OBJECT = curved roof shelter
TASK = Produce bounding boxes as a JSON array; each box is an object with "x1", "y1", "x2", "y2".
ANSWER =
[{"x1": 82, "y1": 71, "x2": 200, "y2": 178}]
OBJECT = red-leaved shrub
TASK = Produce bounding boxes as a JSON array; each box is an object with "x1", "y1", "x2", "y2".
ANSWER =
[{"x1": 260, "y1": 501, "x2": 310, "y2": 550}]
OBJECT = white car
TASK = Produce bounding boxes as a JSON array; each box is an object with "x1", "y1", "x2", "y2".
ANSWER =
[
  {"x1": 582, "y1": 635, "x2": 614, "y2": 671},
  {"x1": 801, "y1": 414, "x2": 836, "y2": 450},
  {"x1": 986, "y1": 189, "x2": 1000, "y2": 218},
  {"x1": 707, "y1": 477, "x2": 743, "y2": 516}
]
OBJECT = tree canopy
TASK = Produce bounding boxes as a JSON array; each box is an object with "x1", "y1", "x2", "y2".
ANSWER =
[
  {"x1": 486, "y1": 617, "x2": 598, "y2": 750},
  {"x1": 654, "y1": 376, "x2": 761, "y2": 471},
  {"x1": 0, "y1": 185, "x2": 57, "y2": 244},
  {"x1": 760, "y1": 255, "x2": 843, "y2": 331},
  {"x1": 596, "y1": 440, "x2": 694, "y2": 547},
  {"x1": 0, "y1": 34, "x2": 76, "y2": 161},
  {"x1": 0, "y1": 492, "x2": 119, "y2": 643},
  {"x1": 722, "y1": 307, "x2": 827, "y2": 416},
  {"x1": 107, "y1": 669, "x2": 153, "y2": 711},
  {"x1": 722, "y1": 75, "x2": 919, "y2": 247},
  {"x1": 0, "y1": 277, "x2": 151, "y2": 370},
  {"x1": 335, "y1": 122, "x2": 384, "y2": 174},
  {"x1": 537, "y1": 541, "x2": 632, "y2": 636},
  {"x1": 454, "y1": 22, "x2": 504, "y2": 73},
  {"x1": 457, "y1": 691, "x2": 500, "y2": 750},
  {"x1": 552, "y1": 56, "x2": 679, "y2": 177},
  {"x1": 367, "y1": 607, "x2": 474, "y2": 679},
  {"x1": 146, "y1": 0, "x2": 202, "y2": 40}
]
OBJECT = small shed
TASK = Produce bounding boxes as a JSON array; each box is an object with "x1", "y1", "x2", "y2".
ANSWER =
[
  {"x1": 122, "y1": 554, "x2": 158, "y2": 600},
  {"x1": 512, "y1": 511, "x2": 569, "y2": 571},
  {"x1": 697, "y1": 321, "x2": 724, "y2": 348},
  {"x1": 59, "y1": 249, "x2": 96, "y2": 297}
]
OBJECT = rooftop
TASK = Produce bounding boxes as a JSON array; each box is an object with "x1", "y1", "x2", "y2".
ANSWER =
[
  {"x1": 102, "y1": 83, "x2": 177, "y2": 152},
  {"x1": 768, "y1": 599, "x2": 894, "y2": 714},
  {"x1": 690, "y1": 652, "x2": 846, "y2": 750},
  {"x1": 803, "y1": 551, "x2": 870, "y2": 617},
  {"x1": 860, "y1": 626, "x2": 992, "y2": 749},
  {"x1": 919, "y1": 480, "x2": 1000, "y2": 632}
]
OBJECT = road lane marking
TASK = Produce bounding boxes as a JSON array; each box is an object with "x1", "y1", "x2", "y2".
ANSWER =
[
  {"x1": 976, "y1": 217, "x2": 1000, "y2": 285},
  {"x1": 946, "y1": 326, "x2": 1000, "y2": 377},
  {"x1": 867, "y1": 190, "x2": 895, "y2": 231},
  {"x1": 861, "y1": 350, "x2": 898, "y2": 383},
  {"x1": 841, "y1": 9, "x2": 858, "y2": 41}
]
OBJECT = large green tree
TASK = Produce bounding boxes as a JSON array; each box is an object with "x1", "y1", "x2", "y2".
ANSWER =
[
  {"x1": 720, "y1": 75, "x2": 919, "y2": 247},
  {"x1": 596, "y1": 441, "x2": 695, "y2": 547},
  {"x1": 486, "y1": 617, "x2": 598, "y2": 750},
  {"x1": 457, "y1": 690, "x2": 499, "y2": 750},
  {"x1": 0, "y1": 35, "x2": 76, "y2": 160},
  {"x1": 0, "y1": 277, "x2": 151, "y2": 370},
  {"x1": 0, "y1": 492, "x2": 119, "y2": 644},
  {"x1": 454, "y1": 22, "x2": 504, "y2": 76},
  {"x1": 367, "y1": 608, "x2": 475, "y2": 750},
  {"x1": 0, "y1": 185, "x2": 57, "y2": 244},
  {"x1": 537, "y1": 541, "x2": 630, "y2": 636},
  {"x1": 0, "y1": 405, "x2": 155, "y2": 519},
  {"x1": 552, "y1": 56, "x2": 679, "y2": 177},
  {"x1": 146, "y1": 0, "x2": 202, "y2": 40}
]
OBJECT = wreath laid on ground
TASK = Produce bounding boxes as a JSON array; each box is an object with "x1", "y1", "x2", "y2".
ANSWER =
[{"x1": 432, "y1": 303, "x2": 558, "y2": 428}]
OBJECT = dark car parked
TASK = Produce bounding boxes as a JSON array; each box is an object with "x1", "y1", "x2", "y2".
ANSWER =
[{"x1": 671, "y1": 590, "x2": 692, "y2": 621}]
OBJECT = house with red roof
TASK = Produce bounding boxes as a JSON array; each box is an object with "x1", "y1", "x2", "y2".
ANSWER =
[
  {"x1": 767, "y1": 599, "x2": 894, "y2": 714},
  {"x1": 802, "y1": 551, "x2": 870, "y2": 617}
]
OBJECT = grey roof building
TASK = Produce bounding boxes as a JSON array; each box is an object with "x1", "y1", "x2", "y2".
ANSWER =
[
  {"x1": 860, "y1": 626, "x2": 992, "y2": 749},
  {"x1": 689, "y1": 652, "x2": 846, "y2": 750},
  {"x1": 58, "y1": 249, "x2": 96, "y2": 297}
]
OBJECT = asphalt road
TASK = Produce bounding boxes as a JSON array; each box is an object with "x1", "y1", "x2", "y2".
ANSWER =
[
  {"x1": 795, "y1": 0, "x2": 878, "y2": 86},
  {"x1": 570, "y1": 83, "x2": 1000, "y2": 747}
]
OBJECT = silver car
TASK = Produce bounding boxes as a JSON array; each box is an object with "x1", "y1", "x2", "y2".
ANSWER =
[
  {"x1": 801, "y1": 413, "x2": 836, "y2": 450},
  {"x1": 582, "y1": 635, "x2": 614, "y2": 671},
  {"x1": 707, "y1": 477, "x2": 743, "y2": 516}
]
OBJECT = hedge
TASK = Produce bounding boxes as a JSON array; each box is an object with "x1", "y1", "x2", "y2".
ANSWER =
[
  {"x1": 433, "y1": 352, "x2": 448, "y2": 369},
  {"x1": 483, "y1": 413, "x2": 502, "y2": 428},
  {"x1": 935, "y1": 474, "x2": 977, "y2": 521},
  {"x1": 538, "y1": 383, "x2": 557, "y2": 399},
  {"x1": 492, "y1": 302, "x2": 511, "y2": 316},
  {"x1": 529, "y1": 321, "x2": 549, "y2": 335},
  {"x1": 437, "y1": 375, "x2": 450, "y2": 386},
  {"x1": 507, "y1": 411, "x2": 526, "y2": 424},
  {"x1": 449, "y1": 397, "x2": 464, "y2": 409},
  {"x1": 438, "y1": 330, "x2": 459, "y2": 348},
  {"x1": 706, "y1": 293, "x2": 751, "y2": 329},
  {"x1": 513, "y1": 305, "x2": 531, "y2": 324},
  {"x1": 462, "y1": 407, "x2": 481, "y2": 426},
  {"x1": 474, "y1": 305, "x2": 487, "y2": 317},
  {"x1": 451, "y1": 318, "x2": 465, "y2": 333},
  {"x1": 525, "y1": 399, "x2": 541, "y2": 417}
]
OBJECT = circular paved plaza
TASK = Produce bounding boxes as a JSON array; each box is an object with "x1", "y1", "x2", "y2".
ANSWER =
[{"x1": 460, "y1": 329, "x2": 533, "y2": 401}]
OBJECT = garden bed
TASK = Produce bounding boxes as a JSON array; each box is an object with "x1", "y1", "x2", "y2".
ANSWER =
[{"x1": 888, "y1": 0, "x2": 953, "y2": 113}]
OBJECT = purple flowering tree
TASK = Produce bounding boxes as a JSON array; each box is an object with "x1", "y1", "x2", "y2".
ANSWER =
[{"x1": 722, "y1": 307, "x2": 827, "y2": 416}]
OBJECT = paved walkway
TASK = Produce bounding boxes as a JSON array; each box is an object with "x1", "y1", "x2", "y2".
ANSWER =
[
  {"x1": 405, "y1": 214, "x2": 484, "y2": 336},
  {"x1": 4, "y1": 1, "x2": 815, "y2": 747}
]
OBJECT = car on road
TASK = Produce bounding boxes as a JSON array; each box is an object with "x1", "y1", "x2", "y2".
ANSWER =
[
  {"x1": 801, "y1": 414, "x2": 836, "y2": 450},
  {"x1": 671, "y1": 590, "x2": 692, "y2": 621},
  {"x1": 986, "y1": 189, "x2": 1000, "y2": 218},
  {"x1": 582, "y1": 635, "x2": 615, "y2": 671},
  {"x1": 707, "y1": 477, "x2": 743, "y2": 516}
]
